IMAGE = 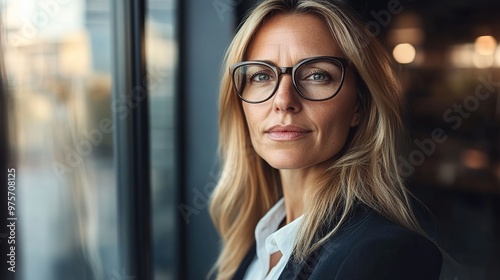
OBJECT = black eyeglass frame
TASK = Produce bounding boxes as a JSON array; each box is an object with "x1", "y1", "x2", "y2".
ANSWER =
[{"x1": 229, "y1": 56, "x2": 351, "y2": 104}]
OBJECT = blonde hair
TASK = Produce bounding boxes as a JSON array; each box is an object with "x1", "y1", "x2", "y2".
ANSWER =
[{"x1": 209, "y1": 0, "x2": 425, "y2": 279}]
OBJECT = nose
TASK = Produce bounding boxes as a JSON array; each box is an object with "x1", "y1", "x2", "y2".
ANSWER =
[{"x1": 272, "y1": 74, "x2": 302, "y2": 113}]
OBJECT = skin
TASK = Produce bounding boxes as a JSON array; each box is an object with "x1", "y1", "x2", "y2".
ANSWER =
[{"x1": 243, "y1": 13, "x2": 360, "y2": 224}]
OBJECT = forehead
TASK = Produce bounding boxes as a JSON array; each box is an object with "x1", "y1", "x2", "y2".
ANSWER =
[{"x1": 246, "y1": 13, "x2": 343, "y2": 61}]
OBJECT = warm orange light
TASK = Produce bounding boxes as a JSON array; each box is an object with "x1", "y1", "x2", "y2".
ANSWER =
[
  {"x1": 475, "y1": 35, "x2": 497, "y2": 55},
  {"x1": 495, "y1": 45, "x2": 500, "y2": 67},
  {"x1": 462, "y1": 149, "x2": 489, "y2": 169},
  {"x1": 393, "y1": 43, "x2": 416, "y2": 64},
  {"x1": 473, "y1": 52, "x2": 494, "y2": 68},
  {"x1": 450, "y1": 44, "x2": 474, "y2": 68}
]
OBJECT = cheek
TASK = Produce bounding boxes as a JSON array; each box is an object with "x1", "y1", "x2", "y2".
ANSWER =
[
  {"x1": 242, "y1": 105, "x2": 252, "y2": 129},
  {"x1": 315, "y1": 103, "x2": 356, "y2": 143},
  {"x1": 319, "y1": 115, "x2": 344, "y2": 140},
  {"x1": 242, "y1": 104, "x2": 260, "y2": 140}
]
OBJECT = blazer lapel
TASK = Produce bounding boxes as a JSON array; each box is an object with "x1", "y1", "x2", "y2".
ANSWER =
[
  {"x1": 232, "y1": 242, "x2": 319, "y2": 280},
  {"x1": 278, "y1": 249, "x2": 322, "y2": 280}
]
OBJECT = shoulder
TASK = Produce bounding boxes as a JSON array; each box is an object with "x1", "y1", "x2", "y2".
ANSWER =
[{"x1": 311, "y1": 206, "x2": 442, "y2": 280}]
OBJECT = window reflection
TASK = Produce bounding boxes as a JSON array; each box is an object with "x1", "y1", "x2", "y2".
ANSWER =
[
  {"x1": 3, "y1": 0, "x2": 178, "y2": 279},
  {"x1": 146, "y1": 0, "x2": 178, "y2": 279},
  {"x1": 3, "y1": 0, "x2": 116, "y2": 279}
]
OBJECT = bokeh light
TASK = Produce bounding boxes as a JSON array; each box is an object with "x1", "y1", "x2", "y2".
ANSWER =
[
  {"x1": 475, "y1": 35, "x2": 497, "y2": 55},
  {"x1": 393, "y1": 43, "x2": 416, "y2": 64}
]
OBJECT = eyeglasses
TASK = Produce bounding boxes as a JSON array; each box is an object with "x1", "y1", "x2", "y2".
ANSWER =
[{"x1": 229, "y1": 56, "x2": 350, "y2": 104}]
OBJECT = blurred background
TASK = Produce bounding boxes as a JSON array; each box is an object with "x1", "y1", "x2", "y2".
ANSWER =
[{"x1": 0, "y1": 0, "x2": 498, "y2": 279}]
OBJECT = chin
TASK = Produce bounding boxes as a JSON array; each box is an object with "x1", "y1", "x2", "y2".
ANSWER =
[
  {"x1": 266, "y1": 161, "x2": 304, "y2": 170},
  {"x1": 257, "y1": 149, "x2": 336, "y2": 171},
  {"x1": 259, "y1": 151, "x2": 312, "y2": 170}
]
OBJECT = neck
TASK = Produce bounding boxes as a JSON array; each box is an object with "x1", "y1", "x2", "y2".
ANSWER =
[{"x1": 279, "y1": 168, "x2": 322, "y2": 224}]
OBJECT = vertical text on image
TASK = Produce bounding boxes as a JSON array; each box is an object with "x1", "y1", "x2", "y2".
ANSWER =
[{"x1": 6, "y1": 168, "x2": 17, "y2": 273}]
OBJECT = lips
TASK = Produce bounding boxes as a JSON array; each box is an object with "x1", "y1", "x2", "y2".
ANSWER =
[{"x1": 265, "y1": 125, "x2": 311, "y2": 141}]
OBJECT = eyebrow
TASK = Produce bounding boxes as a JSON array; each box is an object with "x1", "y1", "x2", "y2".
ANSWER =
[
  {"x1": 246, "y1": 59, "x2": 275, "y2": 64},
  {"x1": 243, "y1": 59, "x2": 297, "y2": 67}
]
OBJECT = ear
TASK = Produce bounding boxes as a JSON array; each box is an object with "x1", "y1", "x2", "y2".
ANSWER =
[{"x1": 350, "y1": 103, "x2": 361, "y2": 127}]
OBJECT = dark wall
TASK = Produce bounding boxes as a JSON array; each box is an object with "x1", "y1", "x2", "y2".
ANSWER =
[{"x1": 179, "y1": 1, "x2": 236, "y2": 279}]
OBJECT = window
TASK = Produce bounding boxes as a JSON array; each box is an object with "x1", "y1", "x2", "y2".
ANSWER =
[{"x1": 1, "y1": 0, "x2": 178, "y2": 279}]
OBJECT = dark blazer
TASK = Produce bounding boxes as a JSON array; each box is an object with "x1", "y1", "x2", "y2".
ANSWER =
[{"x1": 232, "y1": 204, "x2": 442, "y2": 280}]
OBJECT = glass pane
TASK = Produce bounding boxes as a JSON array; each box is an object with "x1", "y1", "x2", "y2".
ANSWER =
[
  {"x1": 378, "y1": 4, "x2": 500, "y2": 279},
  {"x1": 146, "y1": 0, "x2": 178, "y2": 279},
  {"x1": 2, "y1": 0, "x2": 117, "y2": 279}
]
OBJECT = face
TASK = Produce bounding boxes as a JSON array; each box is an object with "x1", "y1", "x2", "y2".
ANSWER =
[{"x1": 242, "y1": 13, "x2": 360, "y2": 173}]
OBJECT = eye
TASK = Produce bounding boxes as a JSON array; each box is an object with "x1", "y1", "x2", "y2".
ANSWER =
[
  {"x1": 249, "y1": 72, "x2": 272, "y2": 83},
  {"x1": 305, "y1": 71, "x2": 331, "y2": 81}
]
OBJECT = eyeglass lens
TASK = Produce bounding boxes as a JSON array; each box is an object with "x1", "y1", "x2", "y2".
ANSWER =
[{"x1": 233, "y1": 59, "x2": 344, "y2": 103}]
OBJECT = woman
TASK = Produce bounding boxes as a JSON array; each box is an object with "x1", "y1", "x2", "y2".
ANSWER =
[{"x1": 209, "y1": 0, "x2": 442, "y2": 279}]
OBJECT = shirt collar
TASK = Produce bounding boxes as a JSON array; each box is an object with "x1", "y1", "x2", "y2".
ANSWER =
[
  {"x1": 265, "y1": 213, "x2": 303, "y2": 258},
  {"x1": 253, "y1": 198, "x2": 304, "y2": 268}
]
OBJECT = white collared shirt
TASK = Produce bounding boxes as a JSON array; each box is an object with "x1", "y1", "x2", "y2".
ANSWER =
[{"x1": 243, "y1": 198, "x2": 304, "y2": 280}]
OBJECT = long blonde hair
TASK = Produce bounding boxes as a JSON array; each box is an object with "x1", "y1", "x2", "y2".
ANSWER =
[{"x1": 209, "y1": 1, "x2": 425, "y2": 279}]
